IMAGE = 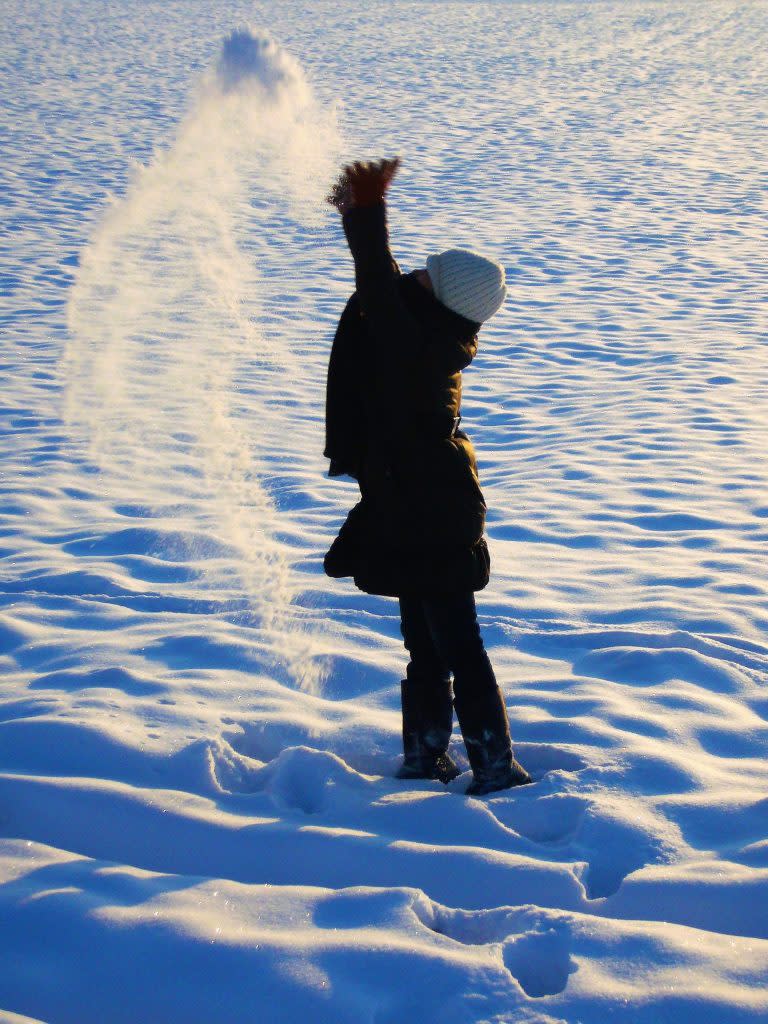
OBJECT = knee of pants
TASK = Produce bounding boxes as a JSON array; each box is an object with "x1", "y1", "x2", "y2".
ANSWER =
[
  {"x1": 406, "y1": 663, "x2": 452, "y2": 689},
  {"x1": 427, "y1": 628, "x2": 489, "y2": 676},
  {"x1": 439, "y1": 644, "x2": 499, "y2": 698},
  {"x1": 404, "y1": 641, "x2": 451, "y2": 681}
]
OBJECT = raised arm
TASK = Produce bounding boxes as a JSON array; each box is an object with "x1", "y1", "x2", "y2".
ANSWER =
[{"x1": 327, "y1": 158, "x2": 422, "y2": 349}]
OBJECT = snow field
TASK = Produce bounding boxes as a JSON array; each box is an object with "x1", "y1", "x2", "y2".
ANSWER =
[{"x1": 1, "y1": 1, "x2": 768, "y2": 1022}]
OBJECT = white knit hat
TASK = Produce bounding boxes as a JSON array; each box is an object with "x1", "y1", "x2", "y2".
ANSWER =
[{"x1": 425, "y1": 248, "x2": 507, "y2": 323}]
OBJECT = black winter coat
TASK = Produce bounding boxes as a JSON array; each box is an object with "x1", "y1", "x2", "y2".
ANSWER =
[{"x1": 323, "y1": 203, "x2": 491, "y2": 598}]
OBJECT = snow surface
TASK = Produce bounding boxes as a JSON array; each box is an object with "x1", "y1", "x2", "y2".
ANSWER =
[{"x1": 2, "y1": 1, "x2": 767, "y2": 1021}]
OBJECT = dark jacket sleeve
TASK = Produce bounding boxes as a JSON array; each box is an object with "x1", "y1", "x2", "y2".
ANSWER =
[
  {"x1": 324, "y1": 294, "x2": 366, "y2": 479},
  {"x1": 341, "y1": 204, "x2": 423, "y2": 361}
]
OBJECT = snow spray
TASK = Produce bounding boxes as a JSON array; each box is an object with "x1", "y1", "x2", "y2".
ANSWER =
[{"x1": 63, "y1": 29, "x2": 342, "y2": 692}]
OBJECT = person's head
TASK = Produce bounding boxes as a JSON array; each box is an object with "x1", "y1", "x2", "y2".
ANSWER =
[{"x1": 417, "y1": 249, "x2": 507, "y2": 324}]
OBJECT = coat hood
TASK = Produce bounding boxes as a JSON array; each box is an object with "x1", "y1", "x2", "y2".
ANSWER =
[{"x1": 398, "y1": 271, "x2": 480, "y2": 373}]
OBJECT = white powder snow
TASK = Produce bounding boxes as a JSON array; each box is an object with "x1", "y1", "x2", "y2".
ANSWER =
[
  {"x1": 1, "y1": 2, "x2": 767, "y2": 1022},
  {"x1": 62, "y1": 25, "x2": 341, "y2": 691}
]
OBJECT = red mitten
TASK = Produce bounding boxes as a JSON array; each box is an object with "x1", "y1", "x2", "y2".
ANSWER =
[{"x1": 345, "y1": 157, "x2": 401, "y2": 208}]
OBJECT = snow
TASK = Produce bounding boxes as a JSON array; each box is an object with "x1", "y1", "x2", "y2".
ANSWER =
[{"x1": 1, "y1": 1, "x2": 767, "y2": 1021}]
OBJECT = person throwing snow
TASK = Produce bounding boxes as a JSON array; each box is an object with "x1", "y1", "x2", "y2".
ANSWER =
[{"x1": 324, "y1": 157, "x2": 530, "y2": 796}]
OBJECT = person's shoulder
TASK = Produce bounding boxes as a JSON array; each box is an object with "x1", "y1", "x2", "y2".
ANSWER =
[
  {"x1": 399, "y1": 273, "x2": 479, "y2": 359},
  {"x1": 340, "y1": 291, "x2": 361, "y2": 315}
]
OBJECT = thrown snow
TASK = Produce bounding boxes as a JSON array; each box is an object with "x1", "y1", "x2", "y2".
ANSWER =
[
  {"x1": 1, "y1": 2, "x2": 767, "y2": 1023},
  {"x1": 62, "y1": 25, "x2": 341, "y2": 691}
]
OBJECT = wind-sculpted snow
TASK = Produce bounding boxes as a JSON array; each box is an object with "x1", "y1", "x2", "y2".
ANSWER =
[{"x1": 1, "y1": 1, "x2": 768, "y2": 1022}]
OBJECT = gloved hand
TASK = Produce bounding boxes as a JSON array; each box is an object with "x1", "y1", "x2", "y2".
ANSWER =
[
  {"x1": 326, "y1": 173, "x2": 353, "y2": 214},
  {"x1": 326, "y1": 157, "x2": 401, "y2": 213}
]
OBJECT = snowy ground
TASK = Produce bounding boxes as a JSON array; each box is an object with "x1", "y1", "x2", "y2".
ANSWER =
[{"x1": 2, "y1": 1, "x2": 768, "y2": 1021}]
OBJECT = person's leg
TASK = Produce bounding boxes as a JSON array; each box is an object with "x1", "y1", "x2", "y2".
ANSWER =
[
  {"x1": 420, "y1": 591, "x2": 530, "y2": 793},
  {"x1": 397, "y1": 594, "x2": 459, "y2": 782}
]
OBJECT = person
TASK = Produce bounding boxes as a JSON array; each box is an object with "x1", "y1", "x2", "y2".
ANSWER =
[{"x1": 323, "y1": 157, "x2": 531, "y2": 796}]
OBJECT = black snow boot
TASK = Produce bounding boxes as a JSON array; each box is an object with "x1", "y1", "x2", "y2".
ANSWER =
[
  {"x1": 396, "y1": 678, "x2": 460, "y2": 785},
  {"x1": 454, "y1": 687, "x2": 532, "y2": 796},
  {"x1": 465, "y1": 757, "x2": 532, "y2": 796}
]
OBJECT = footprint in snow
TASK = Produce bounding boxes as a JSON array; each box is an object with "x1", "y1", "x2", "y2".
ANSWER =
[
  {"x1": 502, "y1": 925, "x2": 576, "y2": 997},
  {"x1": 412, "y1": 899, "x2": 577, "y2": 998},
  {"x1": 491, "y1": 793, "x2": 589, "y2": 845},
  {"x1": 262, "y1": 746, "x2": 374, "y2": 815},
  {"x1": 513, "y1": 743, "x2": 588, "y2": 779}
]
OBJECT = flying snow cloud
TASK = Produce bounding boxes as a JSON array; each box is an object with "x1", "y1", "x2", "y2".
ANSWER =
[
  {"x1": 215, "y1": 28, "x2": 312, "y2": 102},
  {"x1": 62, "y1": 28, "x2": 343, "y2": 691}
]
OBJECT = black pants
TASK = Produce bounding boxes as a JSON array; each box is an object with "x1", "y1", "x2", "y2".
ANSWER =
[{"x1": 398, "y1": 591, "x2": 513, "y2": 778}]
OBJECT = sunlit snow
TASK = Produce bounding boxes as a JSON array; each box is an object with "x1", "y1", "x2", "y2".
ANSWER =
[{"x1": 1, "y1": 2, "x2": 767, "y2": 1022}]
